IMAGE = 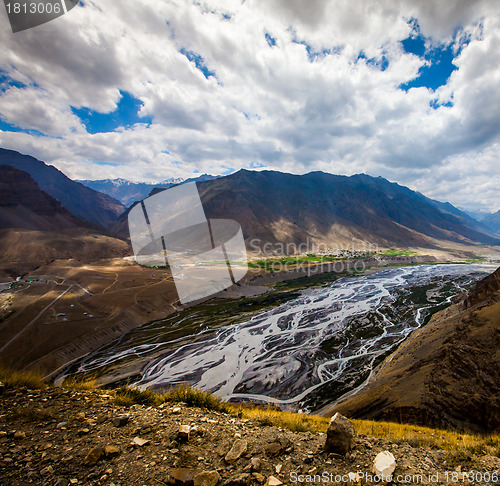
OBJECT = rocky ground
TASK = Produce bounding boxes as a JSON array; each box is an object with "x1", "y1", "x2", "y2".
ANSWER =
[{"x1": 1, "y1": 386, "x2": 499, "y2": 486}]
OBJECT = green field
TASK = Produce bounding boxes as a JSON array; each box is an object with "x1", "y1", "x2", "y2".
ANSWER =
[
  {"x1": 378, "y1": 248, "x2": 418, "y2": 256},
  {"x1": 248, "y1": 252, "x2": 374, "y2": 270}
]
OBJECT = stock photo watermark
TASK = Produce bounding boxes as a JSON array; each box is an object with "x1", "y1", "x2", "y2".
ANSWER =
[
  {"x1": 290, "y1": 470, "x2": 499, "y2": 484},
  {"x1": 127, "y1": 182, "x2": 386, "y2": 303},
  {"x1": 3, "y1": 0, "x2": 78, "y2": 32},
  {"x1": 247, "y1": 238, "x2": 379, "y2": 275},
  {"x1": 128, "y1": 182, "x2": 248, "y2": 305}
]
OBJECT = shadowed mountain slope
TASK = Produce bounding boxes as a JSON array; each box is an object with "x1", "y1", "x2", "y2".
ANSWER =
[
  {"x1": 0, "y1": 165, "x2": 86, "y2": 231},
  {"x1": 197, "y1": 170, "x2": 499, "y2": 248},
  {"x1": 113, "y1": 169, "x2": 500, "y2": 249},
  {"x1": 0, "y1": 148, "x2": 124, "y2": 228},
  {"x1": 0, "y1": 165, "x2": 130, "y2": 277},
  {"x1": 482, "y1": 210, "x2": 500, "y2": 236}
]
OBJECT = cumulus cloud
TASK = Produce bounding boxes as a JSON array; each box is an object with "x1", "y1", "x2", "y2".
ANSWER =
[
  {"x1": 0, "y1": 0, "x2": 500, "y2": 211},
  {"x1": 0, "y1": 86, "x2": 86, "y2": 135}
]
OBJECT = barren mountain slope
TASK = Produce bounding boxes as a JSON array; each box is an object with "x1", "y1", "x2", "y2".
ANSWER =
[
  {"x1": 328, "y1": 266, "x2": 500, "y2": 433},
  {"x1": 0, "y1": 148, "x2": 125, "y2": 228},
  {"x1": 0, "y1": 165, "x2": 131, "y2": 277},
  {"x1": 0, "y1": 165, "x2": 86, "y2": 231},
  {"x1": 483, "y1": 210, "x2": 500, "y2": 236}
]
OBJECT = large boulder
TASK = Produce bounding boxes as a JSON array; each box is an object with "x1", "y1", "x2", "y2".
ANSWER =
[
  {"x1": 372, "y1": 451, "x2": 396, "y2": 480},
  {"x1": 324, "y1": 412, "x2": 355, "y2": 454}
]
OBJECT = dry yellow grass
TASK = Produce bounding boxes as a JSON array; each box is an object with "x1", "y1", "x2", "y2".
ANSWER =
[
  {"x1": 1, "y1": 367, "x2": 497, "y2": 457},
  {"x1": 237, "y1": 407, "x2": 328, "y2": 433},
  {"x1": 0, "y1": 364, "x2": 46, "y2": 390},
  {"x1": 61, "y1": 376, "x2": 98, "y2": 391},
  {"x1": 354, "y1": 419, "x2": 500, "y2": 456},
  {"x1": 238, "y1": 406, "x2": 500, "y2": 456}
]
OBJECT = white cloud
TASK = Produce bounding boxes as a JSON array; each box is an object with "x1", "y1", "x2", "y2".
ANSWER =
[
  {"x1": 0, "y1": 86, "x2": 85, "y2": 135},
  {"x1": 0, "y1": 0, "x2": 500, "y2": 211}
]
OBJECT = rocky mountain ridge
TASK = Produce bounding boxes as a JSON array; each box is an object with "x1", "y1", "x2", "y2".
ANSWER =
[
  {"x1": 482, "y1": 210, "x2": 500, "y2": 237},
  {"x1": 78, "y1": 174, "x2": 219, "y2": 207},
  {"x1": 0, "y1": 165, "x2": 86, "y2": 231},
  {"x1": 0, "y1": 148, "x2": 125, "y2": 228},
  {"x1": 110, "y1": 169, "x2": 500, "y2": 250}
]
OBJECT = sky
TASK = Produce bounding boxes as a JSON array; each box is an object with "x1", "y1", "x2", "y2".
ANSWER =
[{"x1": 0, "y1": 0, "x2": 499, "y2": 212}]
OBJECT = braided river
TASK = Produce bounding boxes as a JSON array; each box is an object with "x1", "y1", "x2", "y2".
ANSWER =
[{"x1": 61, "y1": 263, "x2": 496, "y2": 411}]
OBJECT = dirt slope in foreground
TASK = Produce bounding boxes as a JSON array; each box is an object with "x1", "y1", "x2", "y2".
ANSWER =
[
  {"x1": 328, "y1": 267, "x2": 500, "y2": 433},
  {"x1": 0, "y1": 385, "x2": 499, "y2": 486}
]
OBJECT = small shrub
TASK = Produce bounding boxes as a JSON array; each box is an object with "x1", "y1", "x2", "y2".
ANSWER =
[
  {"x1": 114, "y1": 394, "x2": 135, "y2": 407},
  {"x1": 62, "y1": 376, "x2": 98, "y2": 391},
  {"x1": 0, "y1": 365, "x2": 45, "y2": 390},
  {"x1": 114, "y1": 385, "x2": 158, "y2": 407},
  {"x1": 159, "y1": 385, "x2": 231, "y2": 413},
  {"x1": 257, "y1": 415, "x2": 274, "y2": 427},
  {"x1": 113, "y1": 384, "x2": 231, "y2": 412}
]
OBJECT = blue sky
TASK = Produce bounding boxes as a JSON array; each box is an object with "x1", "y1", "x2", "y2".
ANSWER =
[
  {"x1": 0, "y1": 0, "x2": 499, "y2": 211},
  {"x1": 401, "y1": 34, "x2": 458, "y2": 92},
  {"x1": 71, "y1": 91, "x2": 153, "y2": 134}
]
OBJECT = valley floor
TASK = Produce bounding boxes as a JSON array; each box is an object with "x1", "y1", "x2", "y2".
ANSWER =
[
  {"x1": 0, "y1": 244, "x2": 499, "y2": 413},
  {"x1": 0, "y1": 258, "x2": 179, "y2": 377}
]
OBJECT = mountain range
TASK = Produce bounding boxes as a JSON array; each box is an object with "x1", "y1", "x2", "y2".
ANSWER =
[
  {"x1": 194, "y1": 170, "x2": 500, "y2": 249},
  {"x1": 460, "y1": 208, "x2": 493, "y2": 221},
  {"x1": 482, "y1": 210, "x2": 500, "y2": 235},
  {"x1": 78, "y1": 174, "x2": 219, "y2": 206},
  {"x1": 111, "y1": 169, "x2": 500, "y2": 250},
  {"x1": 1, "y1": 148, "x2": 499, "y2": 254}
]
